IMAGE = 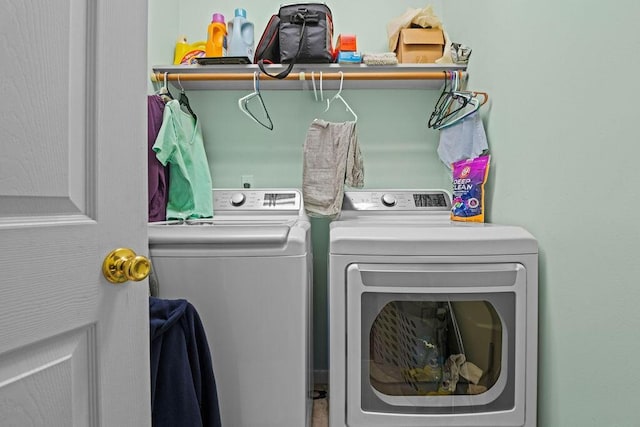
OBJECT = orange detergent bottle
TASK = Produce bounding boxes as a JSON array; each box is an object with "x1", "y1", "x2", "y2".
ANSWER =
[{"x1": 205, "y1": 13, "x2": 227, "y2": 57}]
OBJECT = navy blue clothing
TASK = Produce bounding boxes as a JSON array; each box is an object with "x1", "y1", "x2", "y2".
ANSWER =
[{"x1": 149, "y1": 297, "x2": 222, "y2": 427}]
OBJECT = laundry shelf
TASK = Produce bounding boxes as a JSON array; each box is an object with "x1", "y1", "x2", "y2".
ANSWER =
[{"x1": 151, "y1": 63, "x2": 467, "y2": 91}]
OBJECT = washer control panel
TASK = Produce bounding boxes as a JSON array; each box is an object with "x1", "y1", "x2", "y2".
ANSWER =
[
  {"x1": 343, "y1": 190, "x2": 451, "y2": 211},
  {"x1": 213, "y1": 189, "x2": 302, "y2": 211}
]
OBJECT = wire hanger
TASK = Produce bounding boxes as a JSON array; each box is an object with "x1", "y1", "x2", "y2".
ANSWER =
[
  {"x1": 177, "y1": 74, "x2": 197, "y2": 120},
  {"x1": 428, "y1": 71, "x2": 456, "y2": 128},
  {"x1": 428, "y1": 71, "x2": 488, "y2": 130},
  {"x1": 238, "y1": 72, "x2": 274, "y2": 130},
  {"x1": 428, "y1": 71, "x2": 465, "y2": 128},
  {"x1": 324, "y1": 71, "x2": 357, "y2": 122},
  {"x1": 434, "y1": 90, "x2": 488, "y2": 130}
]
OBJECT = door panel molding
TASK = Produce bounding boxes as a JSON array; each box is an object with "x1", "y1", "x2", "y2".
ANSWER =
[{"x1": 0, "y1": 325, "x2": 98, "y2": 426}]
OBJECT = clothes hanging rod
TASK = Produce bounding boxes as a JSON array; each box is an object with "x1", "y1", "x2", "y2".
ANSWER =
[{"x1": 151, "y1": 70, "x2": 463, "y2": 82}]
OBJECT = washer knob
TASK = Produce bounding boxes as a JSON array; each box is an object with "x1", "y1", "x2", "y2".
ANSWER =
[
  {"x1": 381, "y1": 193, "x2": 397, "y2": 207},
  {"x1": 230, "y1": 192, "x2": 246, "y2": 207}
]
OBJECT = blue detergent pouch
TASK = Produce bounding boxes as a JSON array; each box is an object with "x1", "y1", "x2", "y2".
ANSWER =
[{"x1": 451, "y1": 155, "x2": 490, "y2": 222}]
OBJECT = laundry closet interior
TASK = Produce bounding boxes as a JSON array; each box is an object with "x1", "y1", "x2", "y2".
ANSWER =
[
  {"x1": 147, "y1": 1, "x2": 540, "y2": 426},
  {"x1": 149, "y1": 0, "x2": 453, "y2": 383},
  {"x1": 149, "y1": 0, "x2": 640, "y2": 425}
]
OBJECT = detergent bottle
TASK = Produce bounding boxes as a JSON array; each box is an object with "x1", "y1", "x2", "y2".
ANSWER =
[
  {"x1": 226, "y1": 8, "x2": 254, "y2": 61},
  {"x1": 173, "y1": 36, "x2": 207, "y2": 64},
  {"x1": 205, "y1": 13, "x2": 227, "y2": 57}
]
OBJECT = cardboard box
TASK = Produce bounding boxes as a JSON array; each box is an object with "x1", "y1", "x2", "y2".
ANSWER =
[{"x1": 395, "y1": 28, "x2": 445, "y2": 63}]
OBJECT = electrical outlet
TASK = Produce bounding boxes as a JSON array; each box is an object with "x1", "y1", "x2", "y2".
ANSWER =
[{"x1": 241, "y1": 175, "x2": 254, "y2": 189}]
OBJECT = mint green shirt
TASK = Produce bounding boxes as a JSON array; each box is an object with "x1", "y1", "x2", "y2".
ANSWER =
[{"x1": 153, "y1": 100, "x2": 213, "y2": 219}]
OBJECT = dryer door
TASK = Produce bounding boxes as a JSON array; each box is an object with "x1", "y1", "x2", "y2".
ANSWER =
[{"x1": 345, "y1": 262, "x2": 527, "y2": 427}]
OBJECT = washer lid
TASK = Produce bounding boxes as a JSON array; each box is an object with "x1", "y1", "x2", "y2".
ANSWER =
[
  {"x1": 148, "y1": 219, "x2": 310, "y2": 256},
  {"x1": 149, "y1": 220, "x2": 294, "y2": 245},
  {"x1": 148, "y1": 188, "x2": 311, "y2": 255},
  {"x1": 330, "y1": 222, "x2": 537, "y2": 256}
]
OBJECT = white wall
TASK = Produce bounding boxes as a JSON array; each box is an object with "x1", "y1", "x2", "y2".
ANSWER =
[{"x1": 444, "y1": 1, "x2": 640, "y2": 425}]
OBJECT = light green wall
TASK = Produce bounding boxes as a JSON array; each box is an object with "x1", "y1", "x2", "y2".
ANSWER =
[
  {"x1": 148, "y1": 1, "x2": 640, "y2": 425},
  {"x1": 171, "y1": 1, "x2": 444, "y2": 54},
  {"x1": 148, "y1": 0, "x2": 449, "y2": 376},
  {"x1": 443, "y1": 1, "x2": 640, "y2": 426},
  {"x1": 148, "y1": 0, "x2": 178, "y2": 92},
  {"x1": 188, "y1": 86, "x2": 451, "y2": 374}
]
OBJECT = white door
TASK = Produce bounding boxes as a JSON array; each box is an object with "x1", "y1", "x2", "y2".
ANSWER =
[{"x1": 0, "y1": 0, "x2": 150, "y2": 426}]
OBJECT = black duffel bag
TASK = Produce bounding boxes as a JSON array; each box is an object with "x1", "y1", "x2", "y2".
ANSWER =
[{"x1": 256, "y1": 3, "x2": 334, "y2": 79}]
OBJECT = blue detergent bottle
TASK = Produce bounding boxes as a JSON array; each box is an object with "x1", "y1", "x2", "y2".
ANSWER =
[{"x1": 227, "y1": 8, "x2": 254, "y2": 61}]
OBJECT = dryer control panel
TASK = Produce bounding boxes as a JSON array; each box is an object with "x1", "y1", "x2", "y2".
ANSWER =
[
  {"x1": 343, "y1": 190, "x2": 451, "y2": 211},
  {"x1": 213, "y1": 189, "x2": 302, "y2": 211}
]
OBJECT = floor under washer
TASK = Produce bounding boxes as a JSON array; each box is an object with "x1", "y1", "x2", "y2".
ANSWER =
[
  {"x1": 149, "y1": 188, "x2": 313, "y2": 427},
  {"x1": 329, "y1": 189, "x2": 538, "y2": 427}
]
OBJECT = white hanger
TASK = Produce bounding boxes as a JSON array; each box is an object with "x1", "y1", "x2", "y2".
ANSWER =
[
  {"x1": 156, "y1": 72, "x2": 173, "y2": 102},
  {"x1": 311, "y1": 71, "x2": 324, "y2": 102},
  {"x1": 324, "y1": 71, "x2": 357, "y2": 122},
  {"x1": 238, "y1": 72, "x2": 274, "y2": 130}
]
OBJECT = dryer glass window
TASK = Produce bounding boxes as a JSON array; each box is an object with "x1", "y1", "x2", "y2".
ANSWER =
[
  {"x1": 352, "y1": 264, "x2": 522, "y2": 415},
  {"x1": 368, "y1": 300, "x2": 502, "y2": 398}
]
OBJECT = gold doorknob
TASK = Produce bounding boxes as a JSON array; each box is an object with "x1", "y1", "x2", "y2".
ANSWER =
[{"x1": 102, "y1": 248, "x2": 151, "y2": 284}]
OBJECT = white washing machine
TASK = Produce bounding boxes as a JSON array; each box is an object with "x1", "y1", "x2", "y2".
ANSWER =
[
  {"x1": 328, "y1": 189, "x2": 538, "y2": 427},
  {"x1": 149, "y1": 188, "x2": 313, "y2": 427}
]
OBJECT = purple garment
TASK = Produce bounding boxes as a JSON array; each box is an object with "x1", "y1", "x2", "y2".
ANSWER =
[{"x1": 148, "y1": 95, "x2": 168, "y2": 222}]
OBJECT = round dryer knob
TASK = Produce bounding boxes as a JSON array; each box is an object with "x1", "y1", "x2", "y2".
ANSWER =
[
  {"x1": 381, "y1": 193, "x2": 397, "y2": 207},
  {"x1": 230, "y1": 192, "x2": 246, "y2": 207}
]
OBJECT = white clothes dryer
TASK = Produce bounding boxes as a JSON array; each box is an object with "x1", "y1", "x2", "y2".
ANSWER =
[
  {"x1": 149, "y1": 189, "x2": 313, "y2": 427},
  {"x1": 328, "y1": 189, "x2": 538, "y2": 427}
]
